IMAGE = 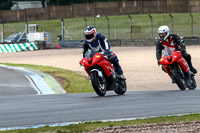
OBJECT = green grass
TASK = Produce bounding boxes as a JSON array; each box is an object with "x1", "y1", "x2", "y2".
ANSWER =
[
  {"x1": 1, "y1": 13, "x2": 200, "y2": 43},
  {"x1": 0, "y1": 63, "x2": 93, "y2": 93},
  {"x1": 2, "y1": 113, "x2": 200, "y2": 133}
]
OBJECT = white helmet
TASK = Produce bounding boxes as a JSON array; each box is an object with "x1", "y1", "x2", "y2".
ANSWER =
[{"x1": 157, "y1": 25, "x2": 170, "y2": 41}]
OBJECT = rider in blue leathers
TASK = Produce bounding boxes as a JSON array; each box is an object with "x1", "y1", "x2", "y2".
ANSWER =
[{"x1": 82, "y1": 26, "x2": 124, "y2": 78}]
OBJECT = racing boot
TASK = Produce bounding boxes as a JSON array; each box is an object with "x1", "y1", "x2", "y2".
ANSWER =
[
  {"x1": 113, "y1": 63, "x2": 126, "y2": 80},
  {"x1": 183, "y1": 53, "x2": 197, "y2": 74},
  {"x1": 109, "y1": 55, "x2": 126, "y2": 80},
  {"x1": 115, "y1": 68, "x2": 126, "y2": 80},
  {"x1": 187, "y1": 61, "x2": 197, "y2": 74}
]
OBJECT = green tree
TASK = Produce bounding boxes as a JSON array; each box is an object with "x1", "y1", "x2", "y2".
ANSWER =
[{"x1": 0, "y1": 0, "x2": 12, "y2": 10}]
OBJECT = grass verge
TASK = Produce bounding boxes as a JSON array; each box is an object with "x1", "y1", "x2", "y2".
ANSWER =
[
  {"x1": 0, "y1": 63, "x2": 93, "y2": 93},
  {"x1": 1, "y1": 113, "x2": 200, "y2": 133}
]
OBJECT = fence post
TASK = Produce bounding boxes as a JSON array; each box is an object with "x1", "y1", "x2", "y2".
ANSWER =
[
  {"x1": 128, "y1": 15, "x2": 133, "y2": 39},
  {"x1": 1, "y1": 22, "x2": 4, "y2": 42},
  {"x1": 149, "y1": 14, "x2": 153, "y2": 38},
  {"x1": 61, "y1": 18, "x2": 65, "y2": 41},
  {"x1": 141, "y1": 0, "x2": 143, "y2": 14},
  {"x1": 24, "y1": 19, "x2": 28, "y2": 42},
  {"x1": 83, "y1": 17, "x2": 87, "y2": 28},
  {"x1": 47, "y1": 6, "x2": 50, "y2": 20},
  {"x1": 169, "y1": 13, "x2": 174, "y2": 34},
  {"x1": 189, "y1": 13, "x2": 193, "y2": 37},
  {"x1": 25, "y1": 19, "x2": 29, "y2": 35},
  {"x1": 94, "y1": 16, "x2": 96, "y2": 27},
  {"x1": 0, "y1": 11, "x2": 4, "y2": 42},
  {"x1": 106, "y1": 16, "x2": 110, "y2": 39}
]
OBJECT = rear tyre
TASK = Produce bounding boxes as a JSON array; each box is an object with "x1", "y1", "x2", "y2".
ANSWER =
[
  {"x1": 171, "y1": 67, "x2": 186, "y2": 90},
  {"x1": 114, "y1": 80, "x2": 127, "y2": 95},
  {"x1": 90, "y1": 70, "x2": 107, "y2": 96},
  {"x1": 188, "y1": 76, "x2": 196, "y2": 90}
]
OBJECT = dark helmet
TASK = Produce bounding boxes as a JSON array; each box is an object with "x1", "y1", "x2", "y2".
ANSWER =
[{"x1": 84, "y1": 26, "x2": 97, "y2": 42}]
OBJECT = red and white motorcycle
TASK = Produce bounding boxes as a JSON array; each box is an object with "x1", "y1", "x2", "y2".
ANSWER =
[{"x1": 159, "y1": 47, "x2": 196, "y2": 90}]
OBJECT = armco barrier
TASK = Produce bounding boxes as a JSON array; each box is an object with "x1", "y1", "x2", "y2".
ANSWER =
[
  {"x1": 110, "y1": 37, "x2": 200, "y2": 47},
  {"x1": 57, "y1": 37, "x2": 200, "y2": 48},
  {"x1": 59, "y1": 40, "x2": 81, "y2": 48},
  {"x1": 182, "y1": 37, "x2": 200, "y2": 45},
  {"x1": 0, "y1": 42, "x2": 38, "y2": 53}
]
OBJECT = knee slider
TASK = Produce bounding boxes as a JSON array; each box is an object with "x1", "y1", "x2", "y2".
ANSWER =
[
  {"x1": 109, "y1": 55, "x2": 116, "y2": 63},
  {"x1": 182, "y1": 53, "x2": 191, "y2": 60},
  {"x1": 114, "y1": 58, "x2": 119, "y2": 64}
]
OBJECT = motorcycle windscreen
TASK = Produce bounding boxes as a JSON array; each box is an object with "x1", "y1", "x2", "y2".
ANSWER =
[
  {"x1": 162, "y1": 46, "x2": 175, "y2": 57},
  {"x1": 85, "y1": 50, "x2": 96, "y2": 59}
]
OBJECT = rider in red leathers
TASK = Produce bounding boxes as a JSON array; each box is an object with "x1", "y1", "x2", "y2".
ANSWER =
[{"x1": 156, "y1": 25, "x2": 197, "y2": 75}]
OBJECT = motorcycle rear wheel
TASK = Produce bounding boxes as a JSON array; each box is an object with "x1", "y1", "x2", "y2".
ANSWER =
[
  {"x1": 188, "y1": 76, "x2": 197, "y2": 90},
  {"x1": 114, "y1": 79, "x2": 127, "y2": 95},
  {"x1": 171, "y1": 67, "x2": 187, "y2": 90},
  {"x1": 90, "y1": 71, "x2": 107, "y2": 96}
]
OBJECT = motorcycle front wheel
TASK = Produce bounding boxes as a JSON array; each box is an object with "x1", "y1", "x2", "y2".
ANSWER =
[
  {"x1": 90, "y1": 70, "x2": 107, "y2": 96},
  {"x1": 171, "y1": 67, "x2": 187, "y2": 90}
]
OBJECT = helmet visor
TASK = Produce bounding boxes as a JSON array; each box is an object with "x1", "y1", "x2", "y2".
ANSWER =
[
  {"x1": 159, "y1": 33, "x2": 167, "y2": 39},
  {"x1": 85, "y1": 33, "x2": 94, "y2": 40}
]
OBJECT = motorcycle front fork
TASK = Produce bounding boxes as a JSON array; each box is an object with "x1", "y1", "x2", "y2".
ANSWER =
[{"x1": 163, "y1": 64, "x2": 185, "y2": 83}]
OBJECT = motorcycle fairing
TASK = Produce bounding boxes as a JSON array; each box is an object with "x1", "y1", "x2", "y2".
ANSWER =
[
  {"x1": 80, "y1": 53, "x2": 113, "y2": 77},
  {"x1": 171, "y1": 51, "x2": 189, "y2": 72},
  {"x1": 90, "y1": 53, "x2": 113, "y2": 76},
  {"x1": 160, "y1": 51, "x2": 189, "y2": 73}
]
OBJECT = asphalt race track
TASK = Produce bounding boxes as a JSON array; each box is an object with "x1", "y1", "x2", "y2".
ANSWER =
[
  {"x1": 1, "y1": 90, "x2": 200, "y2": 129},
  {"x1": 0, "y1": 67, "x2": 200, "y2": 130},
  {"x1": 0, "y1": 67, "x2": 38, "y2": 96}
]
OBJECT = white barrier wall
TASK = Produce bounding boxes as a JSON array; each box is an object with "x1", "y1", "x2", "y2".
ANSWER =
[{"x1": 0, "y1": 42, "x2": 38, "y2": 53}]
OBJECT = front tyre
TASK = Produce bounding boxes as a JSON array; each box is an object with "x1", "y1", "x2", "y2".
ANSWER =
[
  {"x1": 114, "y1": 79, "x2": 127, "y2": 95},
  {"x1": 90, "y1": 71, "x2": 107, "y2": 96},
  {"x1": 171, "y1": 67, "x2": 186, "y2": 90}
]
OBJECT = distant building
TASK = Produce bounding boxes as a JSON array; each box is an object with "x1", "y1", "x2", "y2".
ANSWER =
[{"x1": 11, "y1": 1, "x2": 42, "y2": 10}]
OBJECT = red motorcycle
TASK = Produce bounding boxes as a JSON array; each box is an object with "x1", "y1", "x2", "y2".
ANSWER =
[
  {"x1": 159, "y1": 49, "x2": 196, "y2": 90},
  {"x1": 80, "y1": 49, "x2": 126, "y2": 96}
]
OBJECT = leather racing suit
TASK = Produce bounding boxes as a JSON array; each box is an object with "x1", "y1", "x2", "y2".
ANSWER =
[
  {"x1": 82, "y1": 33, "x2": 123, "y2": 75},
  {"x1": 156, "y1": 34, "x2": 197, "y2": 74}
]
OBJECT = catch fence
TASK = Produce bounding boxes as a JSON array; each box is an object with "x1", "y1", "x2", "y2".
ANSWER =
[{"x1": 0, "y1": 13, "x2": 200, "y2": 44}]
